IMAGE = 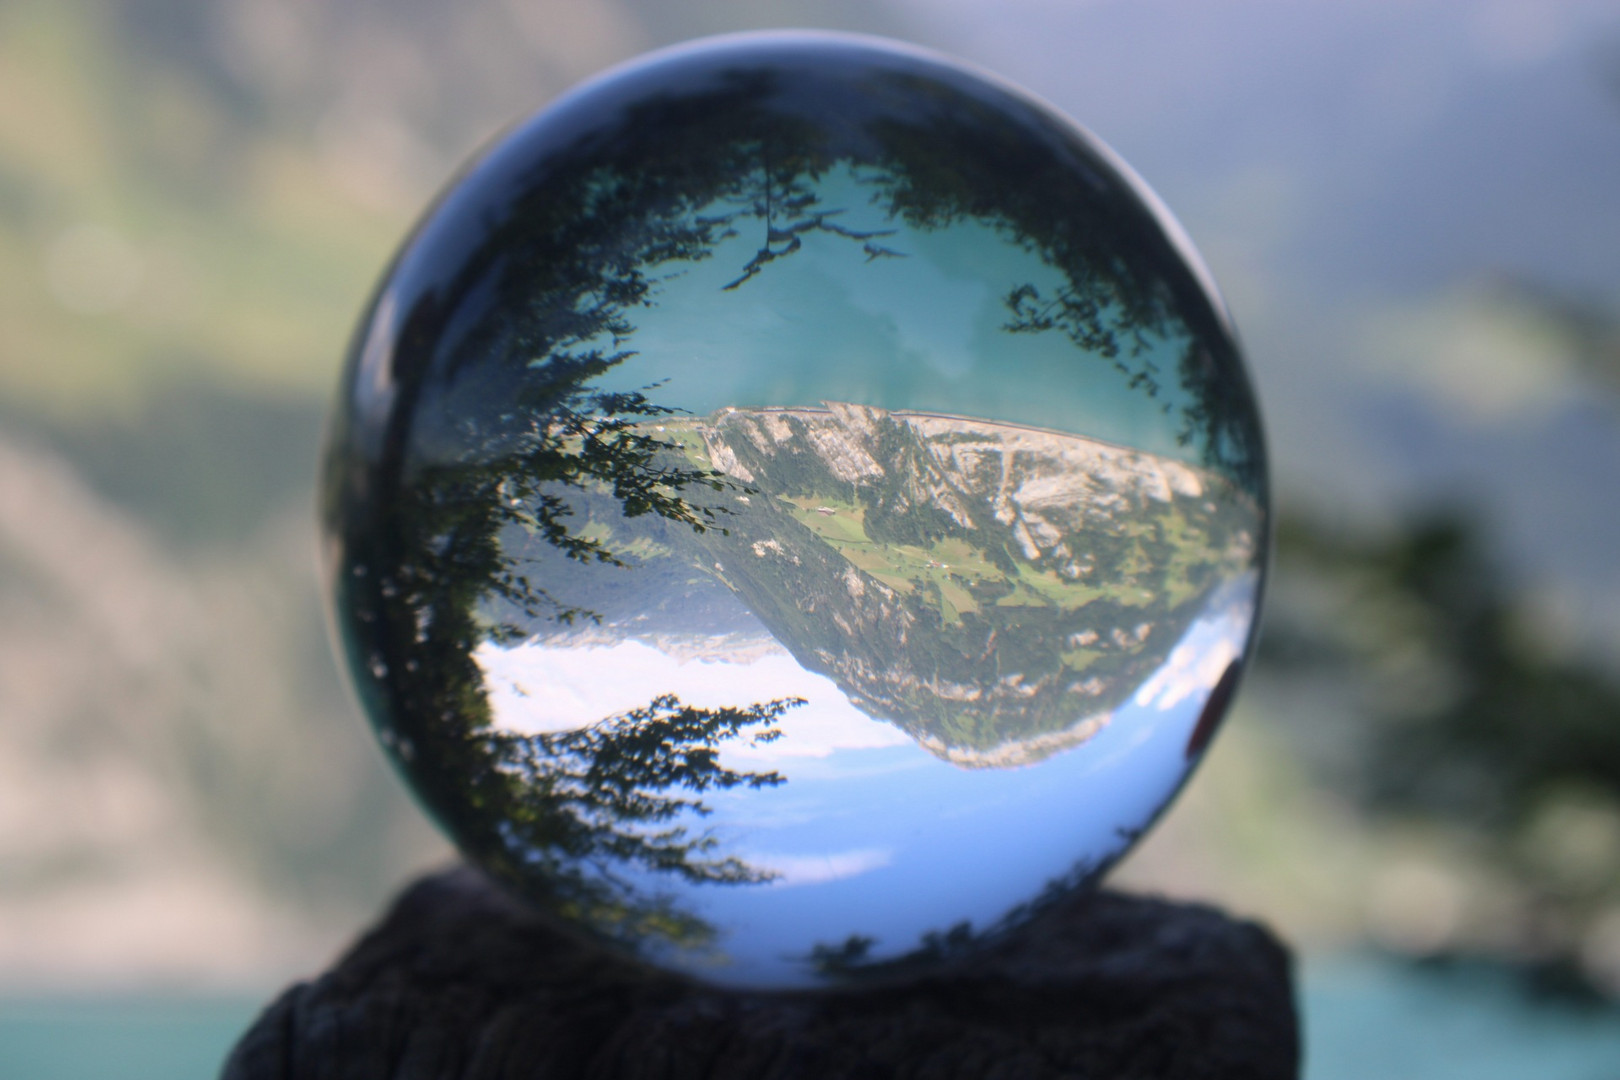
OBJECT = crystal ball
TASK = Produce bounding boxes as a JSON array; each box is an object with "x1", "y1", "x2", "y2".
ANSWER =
[{"x1": 322, "y1": 31, "x2": 1268, "y2": 987}]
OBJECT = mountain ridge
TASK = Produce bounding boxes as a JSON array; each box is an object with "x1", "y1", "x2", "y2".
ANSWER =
[{"x1": 499, "y1": 403, "x2": 1260, "y2": 766}]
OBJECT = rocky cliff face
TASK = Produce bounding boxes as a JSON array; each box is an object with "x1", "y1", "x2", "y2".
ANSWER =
[
  {"x1": 661, "y1": 404, "x2": 1257, "y2": 765},
  {"x1": 699, "y1": 402, "x2": 1213, "y2": 566}
]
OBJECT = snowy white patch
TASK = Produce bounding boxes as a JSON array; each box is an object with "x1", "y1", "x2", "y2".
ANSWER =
[{"x1": 474, "y1": 638, "x2": 912, "y2": 762}]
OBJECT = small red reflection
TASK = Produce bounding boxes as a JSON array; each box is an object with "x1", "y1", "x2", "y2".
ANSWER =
[{"x1": 1185, "y1": 660, "x2": 1241, "y2": 760}]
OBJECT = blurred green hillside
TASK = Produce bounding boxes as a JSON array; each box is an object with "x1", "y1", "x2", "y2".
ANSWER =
[
  {"x1": 0, "y1": 1, "x2": 390, "y2": 412},
  {"x1": 0, "y1": 0, "x2": 429, "y2": 988}
]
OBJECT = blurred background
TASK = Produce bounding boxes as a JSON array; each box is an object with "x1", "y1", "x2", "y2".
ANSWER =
[{"x1": 0, "y1": 0, "x2": 1618, "y2": 1076}]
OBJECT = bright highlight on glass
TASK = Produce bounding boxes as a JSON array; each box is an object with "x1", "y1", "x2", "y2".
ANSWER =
[{"x1": 322, "y1": 31, "x2": 1268, "y2": 987}]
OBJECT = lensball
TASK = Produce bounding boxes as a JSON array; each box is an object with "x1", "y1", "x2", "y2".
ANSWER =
[{"x1": 322, "y1": 31, "x2": 1268, "y2": 988}]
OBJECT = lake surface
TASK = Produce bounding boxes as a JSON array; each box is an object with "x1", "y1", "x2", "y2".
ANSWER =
[
  {"x1": 3, "y1": 955, "x2": 1617, "y2": 1077},
  {"x1": 0, "y1": 996, "x2": 260, "y2": 1080}
]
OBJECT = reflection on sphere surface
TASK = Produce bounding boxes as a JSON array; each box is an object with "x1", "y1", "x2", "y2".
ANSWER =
[{"x1": 323, "y1": 32, "x2": 1268, "y2": 988}]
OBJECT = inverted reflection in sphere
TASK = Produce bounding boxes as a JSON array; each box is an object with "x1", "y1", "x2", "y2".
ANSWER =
[{"x1": 322, "y1": 32, "x2": 1268, "y2": 988}]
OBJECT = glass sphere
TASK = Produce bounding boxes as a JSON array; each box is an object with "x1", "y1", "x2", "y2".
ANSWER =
[{"x1": 322, "y1": 31, "x2": 1268, "y2": 988}]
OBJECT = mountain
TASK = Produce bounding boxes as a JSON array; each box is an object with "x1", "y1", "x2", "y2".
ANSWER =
[{"x1": 501, "y1": 403, "x2": 1261, "y2": 766}]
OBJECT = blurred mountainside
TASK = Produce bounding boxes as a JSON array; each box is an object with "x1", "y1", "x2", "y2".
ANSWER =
[
  {"x1": 0, "y1": 0, "x2": 906, "y2": 420},
  {"x1": 0, "y1": 0, "x2": 1618, "y2": 1003}
]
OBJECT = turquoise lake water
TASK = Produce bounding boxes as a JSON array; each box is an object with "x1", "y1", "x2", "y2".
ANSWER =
[
  {"x1": 0, "y1": 996, "x2": 261, "y2": 1080},
  {"x1": 1302, "y1": 956, "x2": 1620, "y2": 1080},
  {"x1": 2, "y1": 955, "x2": 1617, "y2": 1078}
]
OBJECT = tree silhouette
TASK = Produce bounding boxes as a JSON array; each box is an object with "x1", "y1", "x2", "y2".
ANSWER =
[
  {"x1": 857, "y1": 70, "x2": 1264, "y2": 493},
  {"x1": 326, "y1": 74, "x2": 890, "y2": 945},
  {"x1": 456, "y1": 693, "x2": 803, "y2": 950},
  {"x1": 481, "y1": 693, "x2": 800, "y2": 885},
  {"x1": 331, "y1": 76, "x2": 849, "y2": 757}
]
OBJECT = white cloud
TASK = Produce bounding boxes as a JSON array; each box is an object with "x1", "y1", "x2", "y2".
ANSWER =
[{"x1": 754, "y1": 847, "x2": 894, "y2": 888}]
